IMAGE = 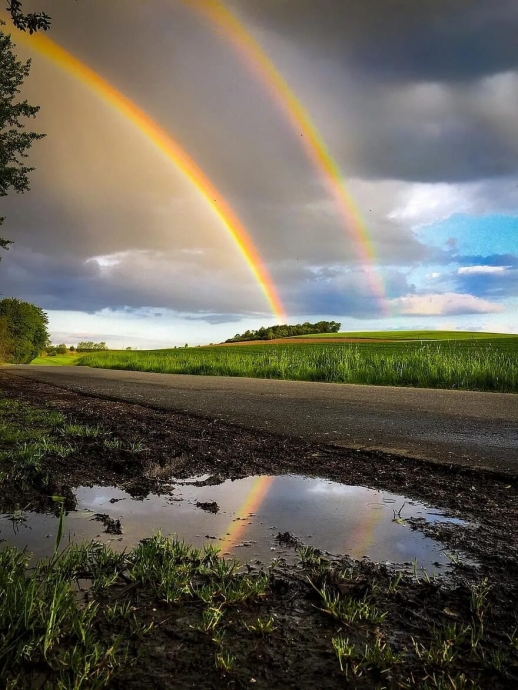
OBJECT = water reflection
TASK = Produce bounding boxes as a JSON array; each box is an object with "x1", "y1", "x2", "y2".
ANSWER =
[{"x1": 0, "y1": 475, "x2": 465, "y2": 570}]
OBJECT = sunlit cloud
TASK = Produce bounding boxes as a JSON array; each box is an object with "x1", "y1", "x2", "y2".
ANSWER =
[{"x1": 391, "y1": 293, "x2": 504, "y2": 316}]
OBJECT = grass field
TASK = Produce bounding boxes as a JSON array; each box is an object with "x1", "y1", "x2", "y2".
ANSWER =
[
  {"x1": 77, "y1": 333, "x2": 518, "y2": 393},
  {"x1": 30, "y1": 353, "x2": 82, "y2": 366}
]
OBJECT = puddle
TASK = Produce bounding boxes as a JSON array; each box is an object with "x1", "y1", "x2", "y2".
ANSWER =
[{"x1": 0, "y1": 475, "x2": 467, "y2": 570}]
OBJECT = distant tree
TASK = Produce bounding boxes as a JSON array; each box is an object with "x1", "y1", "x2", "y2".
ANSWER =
[
  {"x1": 0, "y1": 22, "x2": 44, "y2": 255},
  {"x1": 69, "y1": 345, "x2": 75, "y2": 351},
  {"x1": 225, "y1": 321, "x2": 342, "y2": 343},
  {"x1": 56, "y1": 343, "x2": 67, "y2": 354},
  {"x1": 76, "y1": 341, "x2": 109, "y2": 352},
  {"x1": 0, "y1": 298, "x2": 48, "y2": 362}
]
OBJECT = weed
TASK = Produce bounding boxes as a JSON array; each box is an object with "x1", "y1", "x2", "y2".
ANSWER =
[
  {"x1": 214, "y1": 650, "x2": 235, "y2": 673},
  {"x1": 362, "y1": 637, "x2": 402, "y2": 672},
  {"x1": 314, "y1": 583, "x2": 386, "y2": 625},
  {"x1": 412, "y1": 636, "x2": 458, "y2": 668},
  {"x1": 469, "y1": 578, "x2": 491, "y2": 621},
  {"x1": 388, "y1": 571, "x2": 403, "y2": 593},
  {"x1": 103, "y1": 438, "x2": 123, "y2": 451},
  {"x1": 60, "y1": 424, "x2": 102, "y2": 439},
  {"x1": 298, "y1": 545, "x2": 325, "y2": 567},
  {"x1": 244, "y1": 615, "x2": 277, "y2": 634},
  {"x1": 212, "y1": 629, "x2": 227, "y2": 647},
  {"x1": 196, "y1": 606, "x2": 225, "y2": 633},
  {"x1": 420, "y1": 672, "x2": 477, "y2": 689},
  {"x1": 127, "y1": 437, "x2": 147, "y2": 453},
  {"x1": 332, "y1": 636, "x2": 355, "y2": 673}
]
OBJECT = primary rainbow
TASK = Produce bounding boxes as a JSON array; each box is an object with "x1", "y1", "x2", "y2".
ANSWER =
[
  {"x1": 4, "y1": 17, "x2": 285, "y2": 321},
  {"x1": 184, "y1": 0, "x2": 388, "y2": 315},
  {"x1": 220, "y1": 476, "x2": 274, "y2": 553}
]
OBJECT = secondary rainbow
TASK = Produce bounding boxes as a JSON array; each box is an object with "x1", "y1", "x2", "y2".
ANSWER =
[
  {"x1": 184, "y1": 0, "x2": 388, "y2": 315},
  {"x1": 4, "y1": 18, "x2": 285, "y2": 321}
]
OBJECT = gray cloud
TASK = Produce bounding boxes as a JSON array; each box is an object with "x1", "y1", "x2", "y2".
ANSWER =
[
  {"x1": 237, "y1": 0, "x2": 518, "y2": 83},
  {"x1": 1, "y1": 0, "x2": 516, "y2": 325}
]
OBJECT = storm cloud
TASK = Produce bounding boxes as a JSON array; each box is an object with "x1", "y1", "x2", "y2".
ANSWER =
[{"x1": 1, "y1": 0, "x2": 517, "y2": 340}]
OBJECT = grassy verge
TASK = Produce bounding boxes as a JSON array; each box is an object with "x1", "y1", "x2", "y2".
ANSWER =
[
  {"x1": 30, "y1": 353, "x2": 82, "y2": 366},
  {"x1": 1, "y1": 535, "x2": 517, "y2": 688},
  {"x1": 0, "y1": 394, "x2": 145, "y2": 502},
  {"x1": 77, "y1": 338, "x2": 518, "y2": 392}
]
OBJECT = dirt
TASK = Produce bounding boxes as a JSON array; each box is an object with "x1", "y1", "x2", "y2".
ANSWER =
[{"x1": 1, "y1": 372, "x2": 518, "y2": 688}]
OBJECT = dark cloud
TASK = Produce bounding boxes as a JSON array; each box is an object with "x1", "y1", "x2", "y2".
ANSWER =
[
  {"x1": 1, "y1": 1, "x2": 516, "y2": 326},
  {"x1": 237, "y1": 0, "x2": 518, "y2": 83}
]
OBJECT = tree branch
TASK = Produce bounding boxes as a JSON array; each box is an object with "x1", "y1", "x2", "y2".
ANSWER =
[{"x1": 6, "y1": 1, "x2": 52, "y2": 33}]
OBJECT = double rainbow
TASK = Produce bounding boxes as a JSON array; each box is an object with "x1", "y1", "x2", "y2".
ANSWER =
[
  {"x1": 4, "y1": 17, "x2": 285, "y2": 321},
  {"x1": 184, "y1": 0, "x2": 388, "y2": 315}
]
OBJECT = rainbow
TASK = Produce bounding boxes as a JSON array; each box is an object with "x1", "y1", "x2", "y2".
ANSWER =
[
  {"x1": 220, "y1": 476, "x2": 274, "y2": 553},
  {"x1": 4, "y1": 17, "x2": 285, "y2": 321},
  {"x1": 219, "y1": 476, "x2": 385, "y2": 561},
  {"x1": 184, "y1": 0, "x2": 388, "y2": 315},
  {"x1": 347, "y1": 501, "x2": 385, "y2": 560}
]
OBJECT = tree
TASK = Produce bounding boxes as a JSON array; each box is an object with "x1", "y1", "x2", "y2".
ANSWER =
[
  {"x1": 0, "y1": 22, "x2": 44, "y2": 256},
  {"x1": 77, "y1": 341, "x2": 109, "y2": 352},
  {"x1": 0, "y1": 297, "x2": 49, "y2": 363},
  {"x1": 6, "y1": 1, "x2": 51, "y2": 34}
]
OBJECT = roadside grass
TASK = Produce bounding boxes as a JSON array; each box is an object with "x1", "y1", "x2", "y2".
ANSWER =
[
  {"x1": 77, "y1": 337, "x2": 518, "y2": 393},
  {"x1": 1, "y1": 534, "x2": 516, "y2": 688},
  {"x1": 30, "y1": 353, "x2": 82, "y2": 366},
  {"x1": 0, "y1": 395, "x2": 144, "y2": 489}
]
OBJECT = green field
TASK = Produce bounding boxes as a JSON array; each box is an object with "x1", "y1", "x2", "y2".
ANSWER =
[
  {"x1": 30, "y1": 353, "x2": 82, "y2": 366},
  {"x1": 77, "y1": 333, "x2": 518, "y2": 393}
]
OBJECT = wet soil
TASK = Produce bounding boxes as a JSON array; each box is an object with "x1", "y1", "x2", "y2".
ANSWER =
[{"x1": 1, "y1": 372, "x2": 518, "y2": 688}]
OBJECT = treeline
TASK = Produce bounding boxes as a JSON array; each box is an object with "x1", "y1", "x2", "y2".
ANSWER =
[
  {"x1": 76, "y1": 341, "x2": 108, "y2": 352},
  {"x1": 225, "y1": 321, "x2": 341, "y2": 343},
  {"x1": 43, "y1": 342, "x2": 109, "y2": 355},
  {"x1": 0, "y1": 299, "x2": 49, "y2": 363}
]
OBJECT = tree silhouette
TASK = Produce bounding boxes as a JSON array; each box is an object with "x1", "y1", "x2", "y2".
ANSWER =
[
  {"x1": 0, "y1": 23, "x2": 44, "y2": 257},
  {"x1": 6, "y1": 1, "x2": 52, "y2": 34}
]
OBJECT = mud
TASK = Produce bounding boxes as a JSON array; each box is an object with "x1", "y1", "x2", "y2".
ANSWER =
[{"x1": 1, "y1": 372, "x2": 518, "y2": 688}]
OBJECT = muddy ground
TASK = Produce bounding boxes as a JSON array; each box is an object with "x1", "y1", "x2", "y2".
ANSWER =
[{"x1": 1, "y1": 371, "x2": 518, "y2": 688}]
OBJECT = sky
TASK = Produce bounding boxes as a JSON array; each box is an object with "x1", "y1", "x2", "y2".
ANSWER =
[{"x1": 1, "y1": 0, "x2": 517, "y2": 347}]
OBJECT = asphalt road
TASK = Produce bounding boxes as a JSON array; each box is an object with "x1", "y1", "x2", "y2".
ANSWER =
[{"x1": 3, "y1": 366, "x2": 518, "y2": 474}]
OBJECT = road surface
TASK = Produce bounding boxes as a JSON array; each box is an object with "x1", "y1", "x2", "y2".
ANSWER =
[{"x1": 3, "y1": 366, "x2": 518, "y2": 474}]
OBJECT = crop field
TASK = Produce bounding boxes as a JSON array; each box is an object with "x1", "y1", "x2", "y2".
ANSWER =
[{"x1": 77, "y1": 334, "x2": 518, "y2": 393}]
